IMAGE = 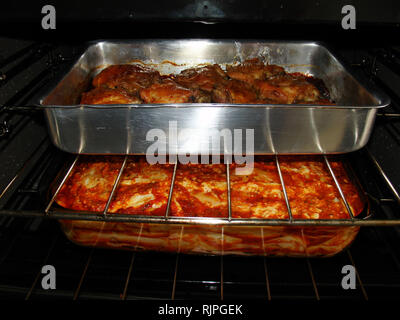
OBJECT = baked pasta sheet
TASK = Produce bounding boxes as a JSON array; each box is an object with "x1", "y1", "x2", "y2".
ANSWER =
[{"x1": 56, "y1": 156, "x2": 365, "y2": 257}]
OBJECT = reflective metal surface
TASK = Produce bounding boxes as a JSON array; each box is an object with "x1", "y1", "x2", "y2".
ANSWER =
[{"x1": 40, "y1": 40, "x2": 390, "y2": 154}]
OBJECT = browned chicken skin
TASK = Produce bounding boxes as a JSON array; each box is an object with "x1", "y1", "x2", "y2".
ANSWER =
[
  {"x1": 92, "y1": 64, "x2": 160, "y2": 95},
  {"x1": 174, "y1": 64, "x2": 227, "y2": 92},
  {"x1": 81, "y1": 87, "x2": 142, "y2": 105},
  {"x1": 226, "y1": 58, "x2": 285, "y2": 82},
  {"x1": 255, "y1": 74, "x2": 321, "y2": 104},
  {"x1": 140, "y1": 79, "x2": 194, "y2": 104},
  {"x1": 81, "y1": 59, "x2": 332, "y2": 105},
  {"x1": 212, "y1": 79, "x2": 258, "y2": 104}
]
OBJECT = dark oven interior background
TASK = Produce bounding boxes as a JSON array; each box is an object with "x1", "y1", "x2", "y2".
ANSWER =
[{"x1": 0, "y1": 0, "x2": 399, "y2": 300}]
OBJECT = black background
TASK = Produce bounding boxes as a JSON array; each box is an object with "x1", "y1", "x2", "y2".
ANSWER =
[{"x1": 0, "y1": 0, "x2": 398, "y2": 46}]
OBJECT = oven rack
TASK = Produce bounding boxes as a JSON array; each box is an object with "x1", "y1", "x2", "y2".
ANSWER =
[
  {"x1": 2, "y1": 216, "x2": 399, "y2": 301},
  {"x1": 0, "y1": 143, "x2": 399, "y2": 227},
  {"x1": 38, "y1": 152, "x2": 381, "y2": 226}
]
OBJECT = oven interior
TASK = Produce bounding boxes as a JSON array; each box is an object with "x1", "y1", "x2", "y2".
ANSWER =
[{"x1": 0, "y1": 2, "x2": 400, "y2": 300}]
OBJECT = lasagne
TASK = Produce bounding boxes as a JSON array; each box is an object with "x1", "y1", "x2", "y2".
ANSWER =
[
  {"x1": 56, "y1": 156, "x2": 365, "y2": 257},
  {"x1": 80, "y1": 59, "x2": 334, "y2": 105}
]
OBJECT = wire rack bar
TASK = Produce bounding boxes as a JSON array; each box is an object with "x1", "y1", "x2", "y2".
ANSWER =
[
  {"x1": 323, "y1": 156, "x2": 355, "y2": 220},
  {"x1": 103, "y1": 155, "x2": 128, "y2": 215},
  {"x1": 347, "y1": 249, "x2": 368, "y2": 301},
  {"x1": 171, "y1": 254, "x2": 179, "y2": 300},
  {"x1": 377, "y1": 113, "x2": 400, "y2": 117},
  {"x1": 226, "y1": 163, "x2": 232, "y2": 221},
  {"x1": 306, "y1": 259, "x2": 320, "y2": 301},
  {"x1": 275, "y1": 155, "x2": 294, "y2": 221},
  {"x1": 366, "y1": 148, "x2": 400, "y2": 205},
  {"x1": 45, "y1": 155, "x2": 79, "y2": 213},
  {"x1": 25, "y1": 233, "x2": 59, "y2": 300},
  {"x1": 73, "y1": 248, "x2": 94, "y2": 300},
  {"x1": 3, "y1": 208, "x2": 400, "y2": 226},
  {"x1": 171, "y1": 226, "x2": 183, "y2": 300},
  {"x1": 72, "y1": 220, "x2": 107, "y2": 300},
  {"x1": 121, "y1": 223, "x2": 143, "y2": 300},
  {"x1": 165, "y1": 162, "x2": 178, "y2": 219},
  {"x1": 220, "y1": 254, "x2": 224, "y2": 301},
  {"x1": 220, "y1": 226, "x2": 224, "y2": 300},
  {"x1": 263, "y1": 256, "x2": 272, "y2": 300},
  {"x1": 379, "y1": 198, "x2": 397, "y2": 203},
  {"x1": 121, "y1": 253, "x2": 136, "y2": 300}
]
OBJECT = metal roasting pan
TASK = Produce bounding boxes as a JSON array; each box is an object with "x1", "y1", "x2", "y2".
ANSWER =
[{"x1": 38, "y1": 40, "x2": 390, "y2": 155}]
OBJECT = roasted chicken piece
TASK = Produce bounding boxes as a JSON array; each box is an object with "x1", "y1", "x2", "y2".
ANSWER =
[
  {"x1": 140, "y1": 79, "x2": 194, "y2": 103},
  {"x1": 212, "y1": 79, "x2": 258, "y2": 104},
  {"x1": 81, "y1": 87, "x2": 142, "y2": 105},
  {"x1": 190, "y1": 89, "x2": 212, "y2": 103},
  {"x1": 174, "y1": 64, "x2": 227, "y2": 92},
  {"x1": 226, "y1": 58, "x2": 285, "y2": 83},
  {"x1": 81, "y1": 60, "x2": 333, "y2": 105},
  {"x1": 92, "y1": 64, "x2": 160, "y2": 95},
  {"x1": 254, "y1": 74, "x2": 321, "y2": 104}
]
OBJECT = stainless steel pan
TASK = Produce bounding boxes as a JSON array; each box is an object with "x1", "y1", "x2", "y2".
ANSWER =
[{"x1": 39, "y1": 40, "x2": 390, "y2": 155}]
